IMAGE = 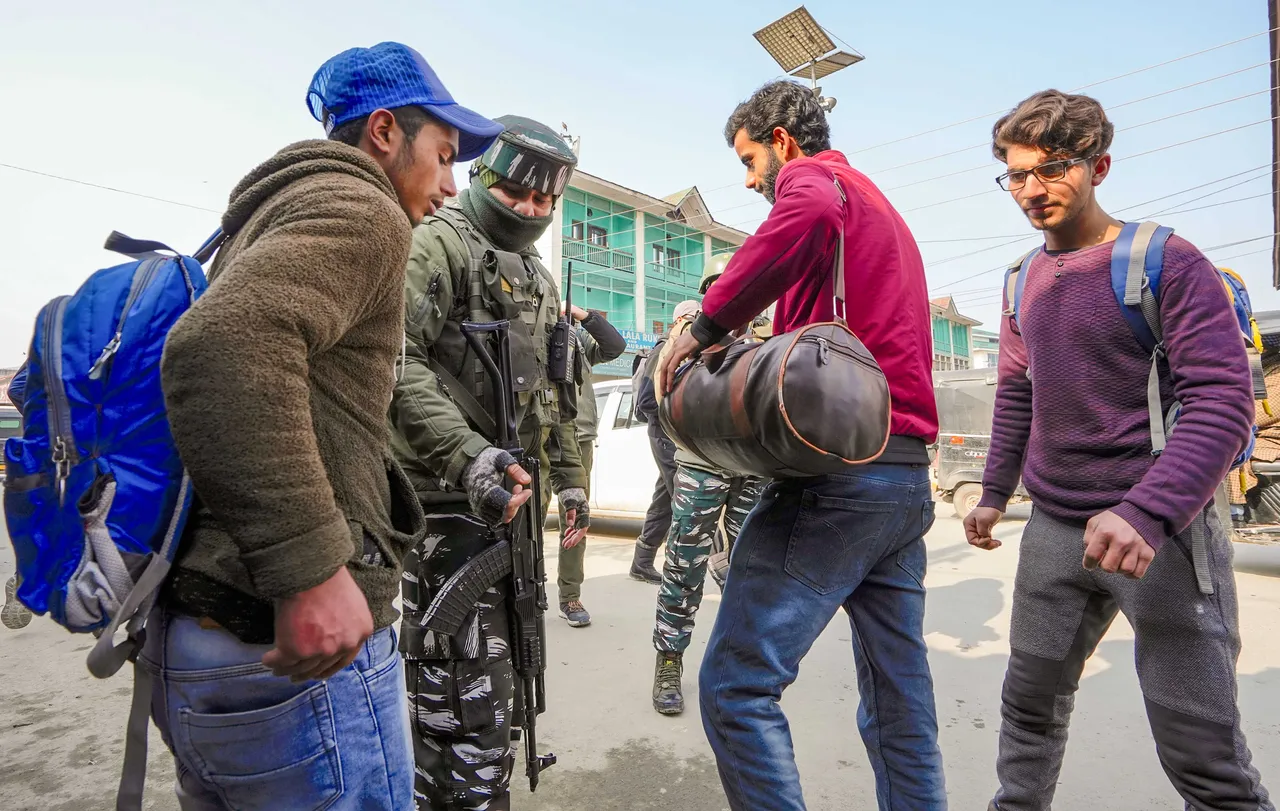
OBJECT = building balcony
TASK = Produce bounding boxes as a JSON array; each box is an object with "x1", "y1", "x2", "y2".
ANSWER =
[{"x1": 562, "y1": 239, "x2": 635, "y2": 273}]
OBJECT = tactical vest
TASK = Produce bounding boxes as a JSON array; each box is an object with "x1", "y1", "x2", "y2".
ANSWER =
[{"x1": 428, "y1": 206, "x2": 572, "y2": 436}]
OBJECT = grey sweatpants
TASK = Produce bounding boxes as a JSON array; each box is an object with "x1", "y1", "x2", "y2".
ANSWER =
[{"x1": 993, "y1": 507, "x2": 1272, "y2": 811}]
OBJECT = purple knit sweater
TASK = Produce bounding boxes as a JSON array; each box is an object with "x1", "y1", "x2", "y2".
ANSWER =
[{"x1": 977, "y1": 234, "x2": 1254, "y2": 549}]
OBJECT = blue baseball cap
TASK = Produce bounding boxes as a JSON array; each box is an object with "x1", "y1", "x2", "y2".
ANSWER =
[{"x1": 307, "y1": 42, "x2": 503, "y2": 162}]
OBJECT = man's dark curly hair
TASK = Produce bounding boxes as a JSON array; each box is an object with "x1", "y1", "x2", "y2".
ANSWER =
[
  {"x1": 991, "y1": 90, "x2": 1114, "y2": 163},
  {"x1": 724, "y1": 80, "x2": 831, "y2": 155}
]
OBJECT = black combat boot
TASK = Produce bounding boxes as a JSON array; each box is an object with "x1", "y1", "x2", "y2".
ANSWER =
[
  {"x1": 629, "y1": 541, "x2": 662, "y2": 584},
  {"x1": 708, "y1": 551, "x2": 729, "y2": 592},
  {"x1": 653, "y1": 651, "x2": 684, "y2": 715}
]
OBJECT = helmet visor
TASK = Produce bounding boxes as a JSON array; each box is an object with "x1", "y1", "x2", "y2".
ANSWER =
[{"x1": 479, "y1": 139, "x2": 575, "y2": 196}]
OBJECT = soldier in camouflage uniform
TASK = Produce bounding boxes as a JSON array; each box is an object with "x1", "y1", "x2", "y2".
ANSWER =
[
  {"x1": 542, "y1": 309, "x2": 625, "y2": 627},
  {"x1": 390, "y1": 115, "x2": 588, "y2": 811},
  {"x1": 634, "y1": 298, "x2": 766, "y2": 715}
]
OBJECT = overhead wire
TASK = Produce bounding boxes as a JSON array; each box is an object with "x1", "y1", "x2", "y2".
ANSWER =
[
  {"x1": 1213, "y1": 246, "x2": 1273, "y2": 263},
  {"x1": 941, "y1": 232, "x2": 1280, "y2": 308},
  {"x1": 1146, "y1": 191, "x2": 1272, "y2": 218},
  {"x1": 851, "y1": 26, "x2": 1278, "y2": 156},
  {"x1": 903, "y1": 115, "x2": 1279, "y2": 217},
  {"x1": 929, "y1": 198, "x2": 1280, "y2": 295},
  {"x1": 882, "y1": 88, "x2": 1275, "y2": 194},
  {"x1": 0, "y1": 162, "x2": 222, "y2": 214},
  {"x1": 574, "y1": 39, "x2": 1280, "y2": 231},
  {"x1": 870, "y1": 59, "x2": 1280, "y2": 176}
]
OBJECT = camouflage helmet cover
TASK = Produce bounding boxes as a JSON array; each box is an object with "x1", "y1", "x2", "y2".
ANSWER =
[
  {"x1": 700, "y1": 250, "x2": 735, "y2": 294},
  {"x1": 474, "y1": 115, "x2": 578, "y2": 196}
]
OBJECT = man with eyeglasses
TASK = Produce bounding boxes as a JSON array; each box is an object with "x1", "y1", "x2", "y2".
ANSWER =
[{"x1": 967, "y1": 89, "x2": 1271, "y2": 810}]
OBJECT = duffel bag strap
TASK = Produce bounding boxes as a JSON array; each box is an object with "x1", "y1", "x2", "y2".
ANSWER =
[{"x1": 831, "y1": 179, "x2": 848, "y2": 327}]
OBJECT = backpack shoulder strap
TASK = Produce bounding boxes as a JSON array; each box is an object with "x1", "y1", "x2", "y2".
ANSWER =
[
  {"x1": 1002, "y1": 249, "x2": 1038, "y2": 327},
  {"x1": 1110, "y1": 221, "x2": 1176, "y2": 457},
  {"x1": 1110, "y1": 221, "x2": 1174, "y2": 350}
]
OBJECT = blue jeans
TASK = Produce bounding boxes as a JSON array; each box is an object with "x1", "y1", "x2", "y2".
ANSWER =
[
  {"x1": 698, "y1": 464, "x2": 946, "y2": 811},
  {"x1": 139, "y1": 611, "x2": 414, "y2": 811}
]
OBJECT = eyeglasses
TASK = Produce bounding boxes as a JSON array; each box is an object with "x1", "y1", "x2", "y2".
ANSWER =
[{"x1": 996, "y1": 157, "x2": 1093, "y2": 192}]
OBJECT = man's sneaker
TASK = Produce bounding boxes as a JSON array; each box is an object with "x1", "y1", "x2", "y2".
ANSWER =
[
  {"x1": 2, "y1": 575, "x2": 32, "y2": 630},
  {"x1": 629, "y1": 541, "x2": 663, "y2": 585},
  {"x1": 559, "y1": 600, "x2": 591, "y2": 628},
  {"x1": 653, "y1": 651, "x2": 684, "y2": 715}
]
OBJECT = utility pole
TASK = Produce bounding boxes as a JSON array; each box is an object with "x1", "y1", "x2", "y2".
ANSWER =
[{"x1": 1271, "y1": 0, "x2": 1279, "y2": 287}]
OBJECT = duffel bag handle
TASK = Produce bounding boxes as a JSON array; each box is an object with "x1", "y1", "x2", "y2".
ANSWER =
[{"x1": 700, "y1": 335, "x2": 744, "y2": 374}]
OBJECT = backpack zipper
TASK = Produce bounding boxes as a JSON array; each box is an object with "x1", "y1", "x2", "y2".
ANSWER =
[
  {"x1": 88, "y1": 258, "x2": 163, "y2": 381},
  {"x1": 43, "y1": 296, "x2": 77, "y2": 504}
]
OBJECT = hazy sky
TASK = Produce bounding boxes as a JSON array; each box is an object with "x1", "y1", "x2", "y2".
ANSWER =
[{"x1": 1, "y1": 0, "x2": 1275, "y2": 367}]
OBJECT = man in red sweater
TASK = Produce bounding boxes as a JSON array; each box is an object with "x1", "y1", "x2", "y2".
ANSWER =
[
  {"x1": 658, "y1": 80, "x2": 944, "y2": 811},
  {"x1": 966, "y1": 90, "x2": 1270, "y2": 811}
]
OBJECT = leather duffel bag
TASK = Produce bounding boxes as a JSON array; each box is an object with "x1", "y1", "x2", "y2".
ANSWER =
[{"x1": 657, "y1": 180, "x2": 892, "y2": 479}]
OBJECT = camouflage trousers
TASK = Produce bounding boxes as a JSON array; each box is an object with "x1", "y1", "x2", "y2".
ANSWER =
[
  {"x1": 401, "y1": 511, "x2": 517, "y2": 811},
  {"x1": 653, "y1": 467, "x2": 764, "y2": 654}
]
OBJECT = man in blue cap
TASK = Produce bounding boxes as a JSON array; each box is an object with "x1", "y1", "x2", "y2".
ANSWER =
[{"x1": 151, "y1": 43, "x2": 500, "y2": 811}]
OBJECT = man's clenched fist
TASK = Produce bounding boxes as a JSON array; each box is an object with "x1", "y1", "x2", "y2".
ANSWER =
[
  {"x1": 964, "y1": 506, "x2": 1004, "y2": 551},
  {"x1": 1083, "y1": 510, "x2": 1155, "y2": 579}
]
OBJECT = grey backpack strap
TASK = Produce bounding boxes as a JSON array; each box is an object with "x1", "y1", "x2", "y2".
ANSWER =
[
  {"x1": 1004, "y1": 250, "x2": 1036, "y2": 317},
  {"x1": 1126, "y1": 222, "x2": 1171, "y2": 455},
  {"x1": 115, "y1": 662, "x2": 154, "y2": 810}
]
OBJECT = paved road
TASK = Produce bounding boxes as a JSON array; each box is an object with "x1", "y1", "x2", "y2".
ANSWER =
[{"x1": 2, "y1": 506, "x2": 1278, "y2": 810}]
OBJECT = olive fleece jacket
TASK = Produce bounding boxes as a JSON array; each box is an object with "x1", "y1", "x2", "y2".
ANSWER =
[{"x1": 160, "y1": 140, "x2": 424, "y2": 641}]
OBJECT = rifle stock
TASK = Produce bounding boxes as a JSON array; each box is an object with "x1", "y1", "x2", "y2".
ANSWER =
[{"x1": 460, "y1": 320, "x2": 556, "y2": 791}]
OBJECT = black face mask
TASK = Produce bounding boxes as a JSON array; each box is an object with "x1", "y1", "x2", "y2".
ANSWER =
[{"x1": 460, "y1": 177, "x2": 553, "y2": 253}]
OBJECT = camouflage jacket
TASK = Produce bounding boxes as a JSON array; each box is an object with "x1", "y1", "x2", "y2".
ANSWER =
[{"x1": 390, "y1": 204, "x2": 586, "y2": 507}]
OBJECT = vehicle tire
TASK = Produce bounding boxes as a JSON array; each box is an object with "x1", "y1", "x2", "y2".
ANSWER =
[
  {"x1": 952, "y1": 483, "x2": 983, "y2": 521},
  {"x1": 1255, "y1": 478, "x2": 1280, "y2": 524}
]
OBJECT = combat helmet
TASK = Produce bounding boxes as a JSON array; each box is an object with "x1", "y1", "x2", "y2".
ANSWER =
[
  {"x1": 471, "y1": 115, "x2": 579, "y2": 197},
  {"x1": 700, "y1": 251, "x2": 735, "y2": 295}
]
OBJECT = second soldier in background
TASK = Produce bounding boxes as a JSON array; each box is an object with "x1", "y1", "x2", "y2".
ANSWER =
[{"x1": 390, "y1": 116, "x2": 588, "y2": 810}]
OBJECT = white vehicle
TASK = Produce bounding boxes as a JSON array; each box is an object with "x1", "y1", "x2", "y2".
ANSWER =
[{"x1": 586, "y1": 379, "x2": 659, "y2": 520}]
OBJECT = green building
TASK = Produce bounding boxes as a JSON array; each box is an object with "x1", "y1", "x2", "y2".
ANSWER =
[
  {"x1": 929, "y1": 296, "x2": 981, "y2": 371},
  {"x1": 535, "y1": 171, "x2": 752, "y2": 378},
  {"x1": 971, "y1": 328, "x2": 1000, "y2": 369}
]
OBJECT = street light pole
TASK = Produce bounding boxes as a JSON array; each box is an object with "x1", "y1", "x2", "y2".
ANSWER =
[{"x1": 1271, "y1": 0, "x2": 1279, "y2": 288}]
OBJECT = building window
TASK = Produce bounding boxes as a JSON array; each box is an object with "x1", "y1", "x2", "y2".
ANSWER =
[
  {"x1": 587, "y1": 225, "x2": 608, "y2": 247},
  {"x1": 571, "y1": 220, "x2": 584, "y2": 241},
  {"x1": 653, "y1": 320, "x2": 667, "y2": 334},
  {"x1": 933, "y1": 353, "x2": 953, "y2": 371},
  {"x1": 654, "y1": 244, "x2": 683, "y2": 271}
]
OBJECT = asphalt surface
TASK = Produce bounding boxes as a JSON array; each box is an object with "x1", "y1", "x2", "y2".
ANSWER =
[{"x1": 1, "y1": 504, "x2": 1278, "y2": 810}]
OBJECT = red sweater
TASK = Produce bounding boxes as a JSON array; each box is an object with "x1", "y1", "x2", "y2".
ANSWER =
[{"x1": 692, "y1": 150, "x2": 938, "y2": 445}]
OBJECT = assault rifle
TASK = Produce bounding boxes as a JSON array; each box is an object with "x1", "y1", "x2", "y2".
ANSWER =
[{"x1": 418, "y1": 319, "x2": 556, "y2": 791}]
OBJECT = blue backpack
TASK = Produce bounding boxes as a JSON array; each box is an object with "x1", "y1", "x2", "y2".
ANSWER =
[
  {"x1": 4, "y1": 230, "x2": 223, "y2": 675},
  {"x1": 1004, "y1": 221, "x2": 1264, "y2": 469}
]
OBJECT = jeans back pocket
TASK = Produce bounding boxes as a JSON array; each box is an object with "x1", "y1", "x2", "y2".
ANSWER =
[
  {"x1": 785, "y1": 490, "x2": 898, "y2": 595},
  {"x1": 178, "y1": 681, "x2": 342, "y2": 811}
]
